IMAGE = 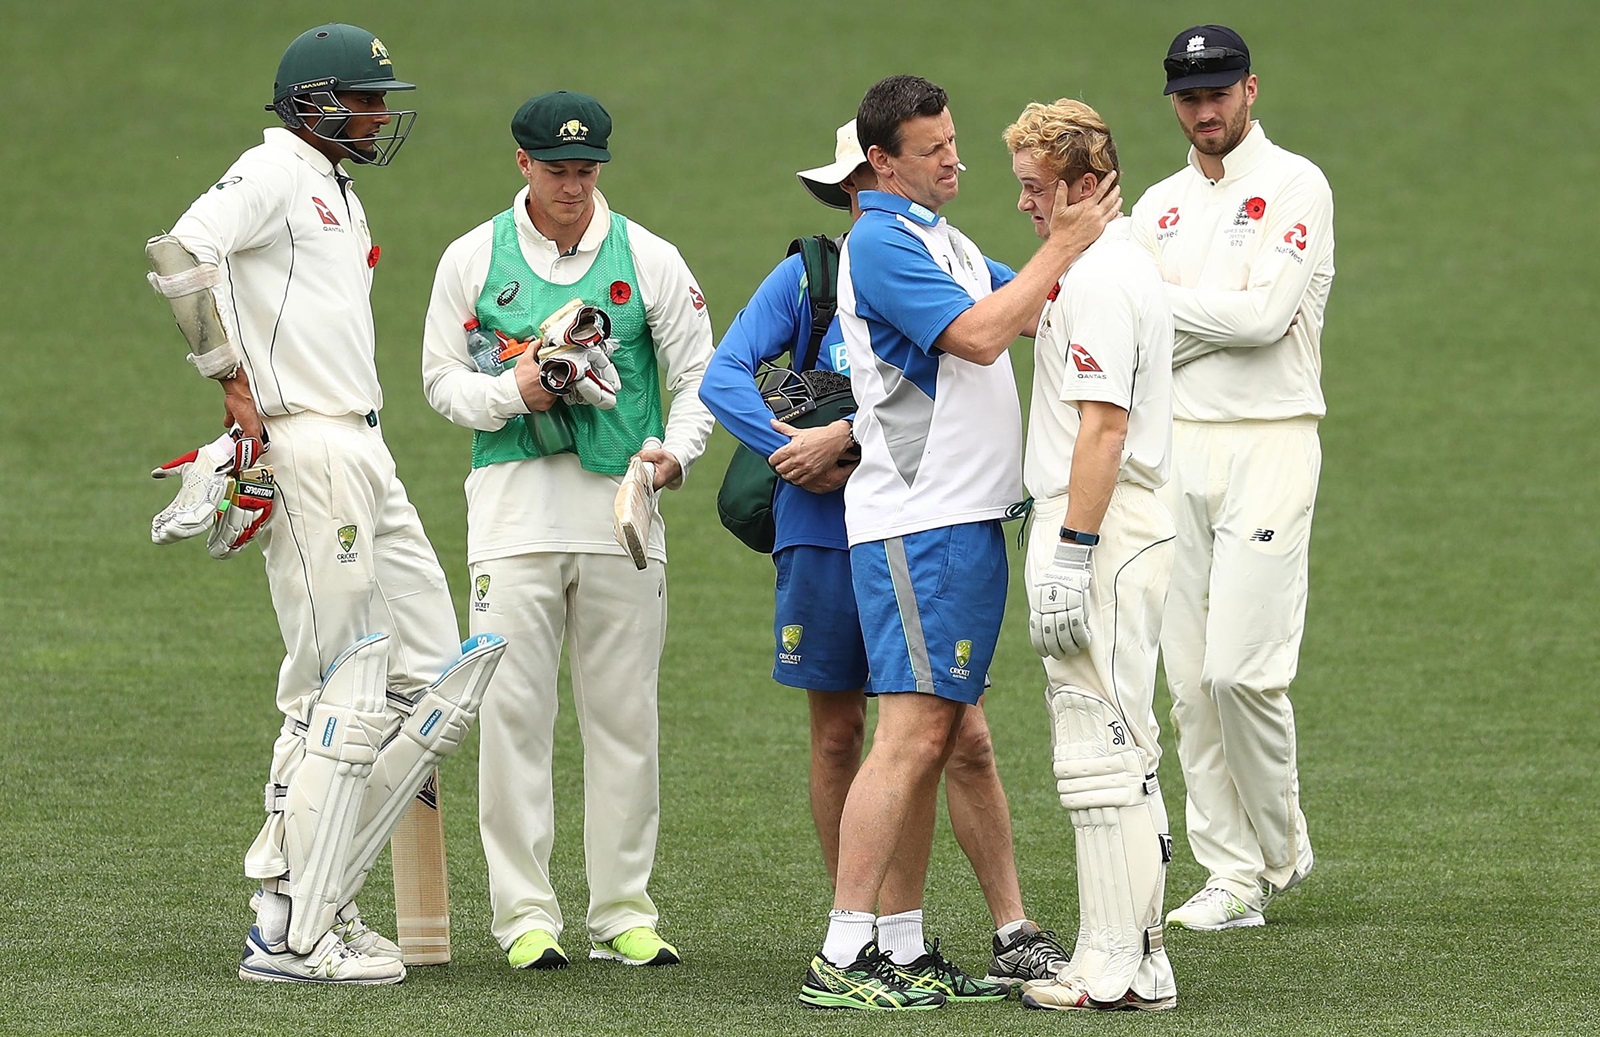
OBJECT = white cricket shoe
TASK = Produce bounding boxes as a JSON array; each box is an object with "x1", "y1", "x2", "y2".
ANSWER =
[
  {"x1": 250, "y1": 890, "x2": 402, "y2": 962},
  {"x1": 239, "y1": 926, "x2": 406, "y2": 985},
  {"x1": 1166, "y1": 887, "x2": 1264, "y2": 931},
  {"x1": 332, "y1": 902, "x2": 404, "y2": 961},
  {"x1": 1021, "y1": 976, "x2": 1175, "y2": 1012}
]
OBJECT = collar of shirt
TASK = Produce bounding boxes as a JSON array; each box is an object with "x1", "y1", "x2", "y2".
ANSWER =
[
  {"x1": 858, "y1": 189, "x2": 942, "y2": 228},
  {"x1": 263, "y1": 126, "x2": 344, "y2": 181},
  {"x1": 513, "y1": 185, "x2": 613, "y2": 257},
  {"x1": 1186, "y1": 120, "x2": 1271, "y2": 183}
]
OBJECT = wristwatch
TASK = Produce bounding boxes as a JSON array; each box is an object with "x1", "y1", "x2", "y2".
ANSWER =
[{"x1": 1059, "y1": 526, "x2": 1100, "y2": 546}]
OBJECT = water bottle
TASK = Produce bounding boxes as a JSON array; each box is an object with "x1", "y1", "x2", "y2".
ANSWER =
[{"x1": 465, "y1": 318, "x2": 504, "y2": 375}]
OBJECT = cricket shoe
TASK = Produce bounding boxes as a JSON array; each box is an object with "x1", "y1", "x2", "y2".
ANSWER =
[
  {"x1": 249, "y1": 889, "x2": 402, "y2": 962},
  {"x1": 896, "y1": 939, "x2": 1011, "y2": 1002},
  {"x1": 239, "y1": 925, "x2": 405, "y2": 985},
  {"x1": 590, "y1": 926, "x2": 680, "y2": 966},
  {"x1": 1166, "y1": 887, "x2": 1264, "y2": 931},
  {"x1": 985, "y1": 921, "x2": 1071, "y2": 985},
  {"x1": 509, "y1": 929, "x2": 569, "y2": 970},
  {"x1": 1021, "y1": 976, "x2": 1175, "y2": 1012},
  {"x1": 799, "y1": 942, "x2": 946, "y2": 1011}
]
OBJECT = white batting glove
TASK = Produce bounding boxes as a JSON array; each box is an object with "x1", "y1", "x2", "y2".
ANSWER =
[
  {"x1": 1030, "y1": 541, "x2": 1094, "y2": 658},
  {"x1": 538, "y1": 301, "x2": 614, "y2": 354},
  {"x1": 538, "y1": 346, "x2": 621, "y2": 409},
  {"x1": 150, "y1": 429, "x2": 261, "y2": 544},
  {"x1": 206, "y1": 465, "x2": 276, "y2": 559}
]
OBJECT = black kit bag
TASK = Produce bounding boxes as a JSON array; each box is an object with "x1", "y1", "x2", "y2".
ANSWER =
[{"x1": 716, "y1": 235, "x2": 856, "y2": 552}]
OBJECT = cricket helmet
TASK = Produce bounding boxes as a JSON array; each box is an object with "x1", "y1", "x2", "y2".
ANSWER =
[{"x1": 268, "y1": 23, "x2": 417, "y2": 165}]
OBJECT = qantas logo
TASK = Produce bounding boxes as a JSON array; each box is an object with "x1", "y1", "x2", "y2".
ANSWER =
[
  {"x1": 1070, "y1": 343, "x2": 1104, "y2": 374},
  {"x1": 689, "y1": 286, "x2": 706, "y2": 311},
  {"x1": 311, "y1": 196, "x2": 340, "y2": 228},
  {"x1": 1158, "y1": 207, "x2": 1180, "y2": 230}
]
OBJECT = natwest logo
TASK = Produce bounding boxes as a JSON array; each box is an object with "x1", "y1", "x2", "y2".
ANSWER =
[
  {"x1": 1283, "y1": 223, "x2": 1308, "y2": 250},
  {"x1": 1158, "y1": 207, "x2": 1181, "y2": 230}
]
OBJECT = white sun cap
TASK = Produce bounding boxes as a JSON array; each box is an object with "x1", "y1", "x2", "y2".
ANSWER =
[{"x1": 795, "y1": 119, "x2": 867, "y2": 211}]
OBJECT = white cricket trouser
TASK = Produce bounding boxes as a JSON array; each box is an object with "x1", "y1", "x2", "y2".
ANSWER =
[
  {"x1": 245, "y1": 412, "x2": 460, "y2": 882},
  {"x1": 1027, "y1": 485, "x2": 1175, "y2": 772},
  {"x1": 1158, "y1": 418, "x2": 1320, "y2": 905},
  {"x1": 471, "y1": 551, "x2": 667, "y2": 948}
]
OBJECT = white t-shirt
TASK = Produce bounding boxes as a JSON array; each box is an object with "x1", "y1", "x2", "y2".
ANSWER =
[
  {"x1": 840, "y1": 191, "x2": 1023, "y2": 545},
  {"x1": 1025, "y1": 220, "x2": 1174, "y2": 498},
  {"x1": 171, "y1": 128, "x2": 385, "y2": 418},
  {"x1": 421, "y1": 187, "x2": 714, "y2": 565},
  {"x1": 1131, "y1": 122, "x2": 1335, "y2": 423}
]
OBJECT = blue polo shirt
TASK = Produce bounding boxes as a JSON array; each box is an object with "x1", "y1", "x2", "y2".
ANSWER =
[{"x1": 838, "y1": 191, "x2": 1023, "y2": 544}]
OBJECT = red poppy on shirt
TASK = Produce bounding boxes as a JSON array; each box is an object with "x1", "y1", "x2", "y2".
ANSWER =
[
  {"x1": 610, "y1": 280, "x2": 632, "y2": 305},
  {"x1": 367, "y1": 246, "x2": 381, "y2": 268},
  {"x1": 1245, "y1": 197, "x2": 1266, "y2": 220}
]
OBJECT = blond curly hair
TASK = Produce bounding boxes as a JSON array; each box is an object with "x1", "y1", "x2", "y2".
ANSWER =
[{"x1": 1002, "y1": 99, "x2": 1119, "y2": 183}]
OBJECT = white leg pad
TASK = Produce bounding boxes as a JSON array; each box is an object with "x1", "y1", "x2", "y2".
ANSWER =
[
  {"x1": 341, "y1": 634, "x2": 508, "y2": 897},
  {"x1": 1049, "y1": 685, "x2": 1171, "y2": 1004},
  {"x1": 283, "y1": 633, "x2": 390, "y2": 954}
]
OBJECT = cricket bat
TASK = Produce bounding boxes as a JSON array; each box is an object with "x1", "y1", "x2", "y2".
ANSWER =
[
  {"x1": 391, "y1": 768, "x2": 451, "y2": 965},
  {"x1": 612, "y1": 438, "x2": 660, "y2": 570}
]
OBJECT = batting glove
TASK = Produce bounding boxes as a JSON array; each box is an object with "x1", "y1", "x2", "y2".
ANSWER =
[
  {"x1": 539, "y1": 301, "x2": 614, "y2": 354},
  {"x1": 538, "y1": 346, "x2": 621, "y2": 409},
  {"x1": 150, "y1": 428, "x2": 265, "y2": 544},
  {"x1": 1030, "y1": 541, "x2": 1094, "y2": 658},
  {"x1": 207, "y1": 465, "x2": 276, "y2": 559}
]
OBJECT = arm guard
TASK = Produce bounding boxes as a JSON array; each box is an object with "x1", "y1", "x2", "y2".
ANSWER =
[{"x1": 145, "y1": 234, "x2": 243, "y2": 379}]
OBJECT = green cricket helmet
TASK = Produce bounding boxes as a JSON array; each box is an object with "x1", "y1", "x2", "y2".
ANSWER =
[{"x1": 268, "y1": 23, "x2": 417, "y2": 166}]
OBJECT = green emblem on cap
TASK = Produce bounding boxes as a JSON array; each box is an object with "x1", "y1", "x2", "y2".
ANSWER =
[
  {"x1": 955, "y1": 640, "x2": 972, "y2": 668},
  {"x1": 337, "y1": 525, "x2": 357, "y2": 552},
  {"x1": 476, "y1": 574, "x2": 491, "y2": 601},
  {"x1": 782, "y1": 625, "x2": 803, "y2": 653}
]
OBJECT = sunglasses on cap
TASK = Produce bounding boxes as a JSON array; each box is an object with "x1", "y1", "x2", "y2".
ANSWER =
[{"x1": 1163, "y1": 46, "x2": 1249, "y2": 77}]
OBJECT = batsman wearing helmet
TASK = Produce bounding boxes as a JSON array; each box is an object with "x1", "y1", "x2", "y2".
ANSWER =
[
  {"x1": 420, "y1": 91, "x2": 714, "y2": 972},
  {"x1": 145, "y1": 24, "x2": 504, "y2": 985},
  {"x1": 1004, "y1": 99, "x2": 1179, "y2": 1012}
]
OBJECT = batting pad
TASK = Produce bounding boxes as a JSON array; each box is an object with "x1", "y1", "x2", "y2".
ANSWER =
[
  {"x1": 1049, "y1": 685, "x2": 1169, "y2": 1003},
  {"x1": 283, "y1": 633, "x2": 390, "y2": 954},
  {"x1": 340, "y1": 634, "x2": 507, "y2": 898}
]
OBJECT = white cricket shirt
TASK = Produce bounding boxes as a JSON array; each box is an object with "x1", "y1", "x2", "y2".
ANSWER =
[
  {"x1": 421, "y1": 187, "x2": 714, "y2": 565},
  {"x1": 171, "y1": 128, "x2": 385, "y2": 418},
  {"x1": 1130, "y1": 122, "x2": 1335, "y2": 422},
  {"x1": 1025, "y1": 219, "x2": 1174, "y2": 499},
  {"x1": 839, "y1": 191, "x2": 1024, "y2": 545}
]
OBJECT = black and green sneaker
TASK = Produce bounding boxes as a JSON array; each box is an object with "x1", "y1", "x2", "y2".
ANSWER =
[
  {"x1": 896, "y1": 939, "x2": 1013, "y2": 1002},
  {"x1": 800, "y1": 942, "x2": 947, "y2": 1011}
]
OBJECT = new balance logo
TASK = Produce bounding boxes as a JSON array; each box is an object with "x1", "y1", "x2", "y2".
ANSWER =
[
  {"x1": 1069, "y1": 343, "x2": 1104, "y2": 374},
  {"x1": 1250, "y1": 529, "x2": 1275, "y2": 542}
]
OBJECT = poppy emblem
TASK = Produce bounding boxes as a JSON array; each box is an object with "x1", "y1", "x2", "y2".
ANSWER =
[
  {"x1": 367, "y1": 246, "x2": 381, "y2": 269},
  {"x1": 610, "y1": 281, "x2": 632, "y2": 305},
  {"x1": 1245, "y1": 197, "x2": 1266, "y2": 220}
]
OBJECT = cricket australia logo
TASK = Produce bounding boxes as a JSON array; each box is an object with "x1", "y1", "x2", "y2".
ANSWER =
[
  {"x1": 779, "y1": 624, "x2": 804, "y2": 665},
  {"x1": 950, "y1": 639, "x2": 973, "y2": 680},
  {"x1": 336, "y1": 524, "x2": 359, "y2": 563},
  {"x1": 558, "y1": 119, "x2": 589, "y2": 142},
  {"x1": 473, "y1": 574, "x2": 491, "y2": 612},
  {"x1": 371, "y1": 38, "x2": 393, "y2": 65}
]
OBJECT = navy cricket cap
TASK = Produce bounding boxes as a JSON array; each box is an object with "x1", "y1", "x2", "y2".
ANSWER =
[{"x1": 1163, "y1": 24, "x2": 1251, "y2": 95}]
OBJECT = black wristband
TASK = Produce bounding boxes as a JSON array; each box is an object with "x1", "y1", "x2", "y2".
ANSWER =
[{"x1": 1059, "y1": 526, "x2": 1100, "y2": 546}]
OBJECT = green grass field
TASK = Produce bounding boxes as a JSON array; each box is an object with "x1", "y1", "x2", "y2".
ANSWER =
[{"x1": 3, "y1": 0, "x2": 1597, "y2": 1033}]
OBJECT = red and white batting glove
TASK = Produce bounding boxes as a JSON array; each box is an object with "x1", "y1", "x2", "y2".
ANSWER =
[
  {"x1": 206, "y1": 465, "x2": 276, "y2": 559},
  {"x1": 538, "y1": 346, "x2": 621, "y2": 409},
  {"x1": 150, "y1": 428, "x2": 265, "y2": 544}
]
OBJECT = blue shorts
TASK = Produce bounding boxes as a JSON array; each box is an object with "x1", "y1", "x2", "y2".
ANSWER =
[
  {"x1": 849, "y1": 521, "x2": 1007, "y2": 705},
  {"x1": 772, "y1": 545, "x2": 870, "y2": 692}
]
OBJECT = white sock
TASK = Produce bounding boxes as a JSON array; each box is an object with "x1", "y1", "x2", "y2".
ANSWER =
[
  {"x1": 822, "y1": 910, "x2": 876, "y2": 967},
  {"x1": 255, "y1": 887, "x2": 291, "y2": 948},
  {"x1": 876, "y1": 909, "x2": 925, "y2": 965},
  {"x1": 995, "y1": 918, "x2": 1030, "y2": 944}
]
